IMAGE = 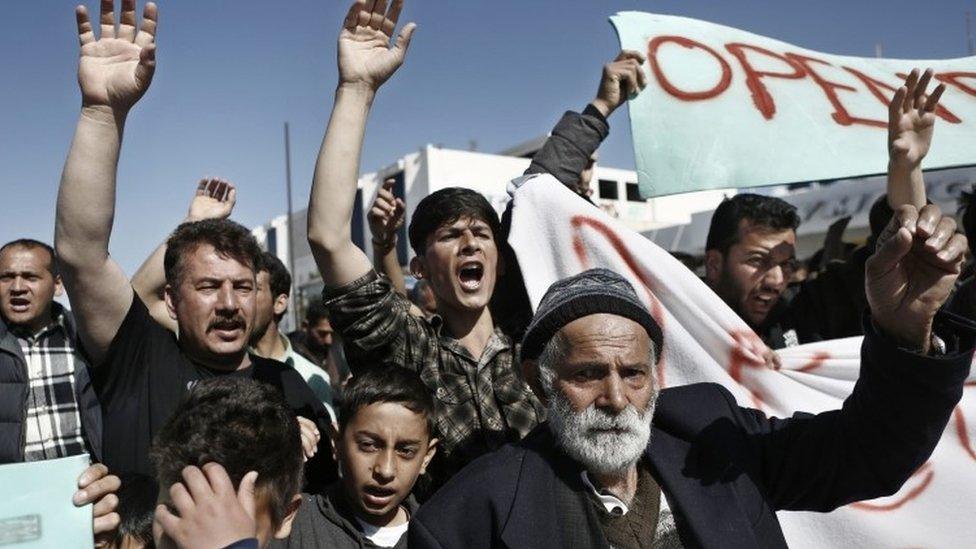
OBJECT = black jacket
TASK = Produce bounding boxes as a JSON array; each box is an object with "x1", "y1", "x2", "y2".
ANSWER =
[
  {"x1": 0, "y1": 305, "x2": 102, "y2": 463},
  {"x1": 410, "y1": 316, "x2": 973, "y2": 548}
]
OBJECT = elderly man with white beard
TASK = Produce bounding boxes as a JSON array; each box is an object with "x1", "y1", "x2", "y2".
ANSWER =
[{"x1": 411, "y1": 237, "x2": 975, "y2": 549}]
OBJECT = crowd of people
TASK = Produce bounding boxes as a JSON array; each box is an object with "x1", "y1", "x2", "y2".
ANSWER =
[{"x1": 3, "y1": 0, "x2": 975, "y2": 548}]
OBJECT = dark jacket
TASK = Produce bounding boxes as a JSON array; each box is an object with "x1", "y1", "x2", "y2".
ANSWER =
[
  {"x1": 0, "y1": 305, "x2": 102, "y2": 463},
  {"x1": 274, "y1": 483, "x2": 417, "y2": 549},
  {"x1": 410, "y1": 315, "x2": 973, "y2": 549}
]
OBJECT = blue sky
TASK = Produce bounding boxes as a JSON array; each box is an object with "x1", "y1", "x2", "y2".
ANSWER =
[{"x1": 1, "y1": 0, "x2": 973, "y2": 274}]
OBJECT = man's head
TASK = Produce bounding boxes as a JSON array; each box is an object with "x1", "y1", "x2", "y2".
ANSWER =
[
  {"x1": 0, "y1": 239, "x2": 62, "y2": 333},
  {"x1": 302, "y1": 301, "x2": 333, "y2": 353},
  {"x1": 162, "y1": 219, "x2": 262, "y2": 367},
  {"x1": 253, "y1": 252, "x2": 291, "y2": 341},
  {"x1": 150, "y1": 377, "x2": 303, "y2": 546},
  {"x1": 407, "y1": 188, "x2": 502, "y2": 315},
  {"x1": 522, "y1": 269, "x2": 662, "y2": 476},
  {"x1": 334, "y1": 368, "x2": 437, "y2": 526},
  {"x1": 704, "y1": 194, "x2": 800, "y2": 328}
]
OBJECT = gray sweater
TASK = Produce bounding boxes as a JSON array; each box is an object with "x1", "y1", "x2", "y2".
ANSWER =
[{"x1": 273, "y1": 483, "x2": 418, "y2": 549}]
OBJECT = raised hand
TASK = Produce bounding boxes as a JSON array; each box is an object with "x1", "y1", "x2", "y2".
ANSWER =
[
  {"x1": 338, "y1": 0, "x2": 416, "y2": 91},
  {"x1": 297, "y1": 416, "x2": 321, "y2": 462},
  {"x1": 888, "y1": 68, "x2": 946, "y2": 169},
  {"x1": 368, "y1": 178, "x2": 406, "y2": 250},
  {"x1": 187, "y1": 178, "x2": 237, "y2": 222},
  {"x1": 866, "y1": 204, "x2": 967, "y2": 351},
  {"x1": 76, "y1": 0, "x2": 158, "y2": 114},
  {"x1": 591, "y1": 50, "x2": 648, "y2": 118},
  {"x1": 154, "y1": 464, "x2": 258, "y2": 549}
]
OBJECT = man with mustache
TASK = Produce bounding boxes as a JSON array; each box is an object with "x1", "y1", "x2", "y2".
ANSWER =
[
  {"x1": 412, "y1": 255, "x2": 973, "y2": 547},
  {"x1": 54, "y1": 0, "x2": 331, "y2": 485},
  {"x1": 0, "y1": 239, "x2": 101, "y2": 463}
]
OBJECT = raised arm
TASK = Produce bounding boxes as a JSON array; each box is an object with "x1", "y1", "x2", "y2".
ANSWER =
[
  {"x1": 307, "y1": 0, "x2": 415, "y2": 288},
  {"x1": 886, "y1": 68, "x2": 946, "y2": 209},
  {"x1": 525, "y1": 50, "x2": 646, "y2": 187},
  {"x1": 367, "y1": 178, "x2": 408, "y2": 296},
  {"x1": 132, "y1": 178, "x2": 236, "y2": 333},
  {"x1": 55, "y1": 0, "x2": 157, "y2": 364}
]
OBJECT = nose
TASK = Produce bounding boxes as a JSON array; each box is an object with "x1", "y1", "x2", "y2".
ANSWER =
[
  {"x1": 216, "y1": 283, "x2": 237, "y2": 313},
  {"x1": 762, "y1": 264, "x2": 786, "y2": 290},
  {"x1": 595, "y1": 372, "x2": 629, "y2": 414},
  {"x1": 373, "y1": 449, "x2": 396, "y2": 483},
  {"x1": 459, "y1": 230, "x2": 481, "y2": 253}
]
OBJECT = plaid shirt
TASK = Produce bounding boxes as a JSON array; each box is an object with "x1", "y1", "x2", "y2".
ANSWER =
[
  {"x1": 14, "y1": 311, "x2": 86, "y2": 461},
  {"x1": 324, "y1": 272, "x2": 545, "y2": 481}
]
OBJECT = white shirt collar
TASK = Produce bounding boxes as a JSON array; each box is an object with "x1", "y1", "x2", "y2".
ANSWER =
[{"x1": 580, "y1": 470, "x2": 630, "y2": 516}]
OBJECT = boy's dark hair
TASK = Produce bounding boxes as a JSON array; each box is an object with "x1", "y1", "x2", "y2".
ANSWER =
[
  {"x1": 150, "y1": 377, "x2": 303, "y2": 528},
  {"x1": 111, "y1": 473, "x2": 158, "y2": 547},
  {"x1": 260, "y1": 252, "x2": 292, "y2": 323},
  {"x1": 304, "y1": 300, "x2": 329, "y2": 325},
  {"x1": 338, "y1": 368, "x2": 434, "y2": 437},
  {"x1": 960, "y1": 185, "x2": 976, "y2": 256},
  {"x1": 705, "y1": 194, "x2": 800, "y2": 255},
  {"x1": 163, "y1": 219, "x2": 262, "y2": 288},
  {"x1": 0, "y1": 239, "x2": 59, "y2": 277},
  {"x1": 407, "y1": 187, "x2": 501, "y2": 256}
]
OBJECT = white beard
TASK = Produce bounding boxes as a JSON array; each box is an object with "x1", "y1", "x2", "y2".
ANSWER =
[{"x1": 547, "y1": 390, "x2": 656, "y2": 476}]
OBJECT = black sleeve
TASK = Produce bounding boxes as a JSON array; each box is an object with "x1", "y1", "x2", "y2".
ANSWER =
[
  {"x1": 523, "y1": 105, "x2": 609, "y2": 189},
  {"x1": 736, "y1": 312, "x2": 973, "y2": 512},
  {"x1": 91, "y1": 295, "x2": 161, "y2": 406},
  {"x1": 278, "y1": 368, "x2": 339, "y2": 492}
]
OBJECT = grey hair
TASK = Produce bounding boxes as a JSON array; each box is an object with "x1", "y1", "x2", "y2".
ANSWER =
[{"x1": 535, "y1": 329, "x2": 658, "y2": 398}]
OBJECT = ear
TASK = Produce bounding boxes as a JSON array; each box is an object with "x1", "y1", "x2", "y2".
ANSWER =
[
  {"x1": 273, "y1": 493, "x2": 304, "y2": 539},
  {"x1": 521, "y1": 359, "x2": 547, "y2": 406},
  {"x1": 704, "y1": 250, "x2": 724, "y2": 285},
  {"x1": 419, "y1": 438, "x2": 439, "y2": 475},
  {"x1": 53, "y1": 275, "x2": 64, "y2": 297},
  {"x1": 163, "y1": 284, "x2": 178, "y2": 321},
  {"x1": 409, "y1": 256, "x2": 426, "y2": 280},
  {"x1": 273, "y1": 294, "x2": 289, "y2": 317}
]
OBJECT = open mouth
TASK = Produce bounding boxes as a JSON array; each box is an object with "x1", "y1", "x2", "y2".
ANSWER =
[
  {"x1": 8, "y1": 297, "x2": 31, "y2": 313},
  {"x1": 209, "y1": 320, "x2": 244, "y2": 340},
  {"x1": 751, "y1": 292, "x2": 778, "y2": 310},
  {"x1": 457, "y1": 261, "x2": 485, "y2": 292},
  {"x1": 362, "y1": 485, "x2": 398, "y2": 507}
]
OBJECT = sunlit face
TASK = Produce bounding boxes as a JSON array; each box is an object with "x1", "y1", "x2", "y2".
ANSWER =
[
  {"x1": 336, "y1": 402, "x2": 436, "y2": 527},
  {"x1": 305, "y1": 318, "x2": 333, "y2": 351},
  {"x1": 165, "y1": 245, "x2": 256, "y2": 368},
  {"x1": 413, "y1": 217, "x2": 499, "y2": 315},
  {"x1": 0, "y1": 246, "x2": 61, "y2": 333},
  {"x1": 706, "y1": 220, "x2": 797, "y2": 328}
]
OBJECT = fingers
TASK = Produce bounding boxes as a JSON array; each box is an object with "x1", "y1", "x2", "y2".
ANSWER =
[
  {"x1": 154, "y1": 504, "x2": 180, "y2": 535},
  {"x1": 386, "y1": 0, "x2": 404, "y2": 28},
  {"x1": 78, "y1": 463, "x2": 108, "y2": 489},
  {"x1": 888, "y1": 86, "x2": 906, "y2": 122},
  {"x1": 369, "y1": 0, "x2": 388, "y2": 31},
  {"x1": 134, "y1": 2, "x2": 158, "y2": 48},
  {"x1": 169, "y1": 481, "x2": 195, "y2": 516},
  {"x1": 902, "y1": 68, "x2": 920, "y2": 113},
  {"x1": 180, "y1": 465, "x2": 212, "y2": 503},
  {"x1": 937, "y1": 233, "x2": 968, "y2": 269},
  {"x1": 196, "y1": 178, "x2": 209, "y2": 195},
  {"x1": 616, "y1": 49, "x2": 646, "y2": 64},
  {"x1": 916, "y1": 203, "x2": 942, "y2": 239},
  {"x1": 394, "y1": 22, "x2": 417, "y2": 57},
  {"x1": 99, "y1": 0, "x2": 116, "y2": 40},
  {"x1": 135, "y1": 43, "x2": 156, "y2": 88},
  {"x1": 868, "y1": 225, "x2": 913, "y2": 275},
  {"x1": 119, "y1": 0, "x2": 137, "y2": 41},
  {"x1": 226, "y1": 187, "x2": 238, "y2": 206},
  {"x1": 923, "y1": 215, "x2": 957, "y2": 253},
  {"x1": 913, "y1": 68, "x2": 934, "y2": 110},
  {"x1": 76, "y1": 6, "x2": 95, "y2": 46},
  {"x1": 297, "y1": 416, "x2": 321, "y2": 460},
  {"x1": 92, "y1": 492, "x2": 119, "y2": 520},
  {"x1": 237, "y1": 471, "x2": 259, "y2": 519},
  {"x1": 924, "y1": 83, "x2": 946, "y2": 113},
  {"x1": 358, "y1": 0, "x2": 375, "y2": 27},
  {"x1": 202, "y1": 462, "x2": 234, "y2": 497},
  {"x1": 344, "y1": 0, "x2": 367, "y2": 31},
  {"x1": 93, "y1": 511, "x2": 121, "y2": 536},
  {"x1": 74, "y1": 471, "x2": 121, "y2": 507}
]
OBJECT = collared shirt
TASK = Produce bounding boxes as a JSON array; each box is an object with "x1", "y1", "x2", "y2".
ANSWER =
[
  {"x1": 582, "y1": 466, "x2": 683, "y2": 548},
  {"x1": 14, "y1": 311, "x2": 86, "y2": 461},
  {"x1": 281, "y1": 335, "x2": 336, "y2": 423},
  {"x1": 324, "y1": 272, "x2": 545, "y2": 484}
]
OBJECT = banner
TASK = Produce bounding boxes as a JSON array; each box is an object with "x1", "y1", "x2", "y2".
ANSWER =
[
  {"x1": 609, "y1": 12, "x2": 976, "y2": 197},
  {"x1": 0, "y1": 454, "x2": 92, "y2": 547},
  {"x1": 507, "y1": 174, "x2": 976, "y2": 548}
]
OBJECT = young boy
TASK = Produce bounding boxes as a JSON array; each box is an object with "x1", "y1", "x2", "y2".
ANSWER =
[
  {"x1": 150, "y1": 377, "x2": 305, "y2": 549},
  {"x1": 276, "y1": 368, "x2": 437, "y2": 548}
]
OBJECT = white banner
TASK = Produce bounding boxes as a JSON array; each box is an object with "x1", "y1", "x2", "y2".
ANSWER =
[
  {"x1": 507, "y1": 174, "x2": 976, "y2": 548},
  {"x1": 609, "y1": 12, "x2": 976, "y2": 197}
]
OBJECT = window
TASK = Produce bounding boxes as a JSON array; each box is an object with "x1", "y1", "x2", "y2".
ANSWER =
[
  {"x1": 626, "y1": 183, "x2": 643, "y2": 202},
  {"x1": 598, "y1": 179, "x2": 619, "y2": 200},
  {"x1": 266, "y1": 227, "x2": 277, "y2": 256}
]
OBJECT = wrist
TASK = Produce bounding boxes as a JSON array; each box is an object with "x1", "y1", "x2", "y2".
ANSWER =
[
  {"x1": 874, "y1": 317, "x2": 932, "y2": 354},
  {"x1": 590, "y1": 99, "x2": 613, "y2": 119},
  {"x1": 887, "y1": 156, "x2": 920, "y2": 174},
  {"x1": 372, "y1": 236, "x2": 396, "y2": 252},
  {"x1": 80, "y1": 105, "x2": 127, "y2": 128},
  {"x1": 336, "y1": 82, "x2": 377, "y2": 104}
]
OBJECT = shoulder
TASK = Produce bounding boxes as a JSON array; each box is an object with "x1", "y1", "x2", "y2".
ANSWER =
[
  {"x1": 417, "y1": 440, "x2": 527, "y2": 517},
  {"x1": 654, "y1": 383, "x2": 743, "y2": 431}
]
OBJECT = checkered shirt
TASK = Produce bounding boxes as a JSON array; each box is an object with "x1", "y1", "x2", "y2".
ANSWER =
[
  {"x1": 14, "y1": 312, "x2": 86, "y2": 461},
  {"x1": 324, "y1": 272, "x2": 545, "y2": 479}
]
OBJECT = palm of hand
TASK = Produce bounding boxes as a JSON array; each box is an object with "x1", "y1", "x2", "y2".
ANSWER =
[
  {"x1": 890, "y1": 111, "x2": 935, "y2": 166},
  {"x1": 79, "y1": 39, "x2": 148, "y2": 109},
  {"x1": 338, "y1": 27, "x2": 402, "y2": 88},
  {"x1": 189, "y1": 197, "x2": 232, "y2": 220}
]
